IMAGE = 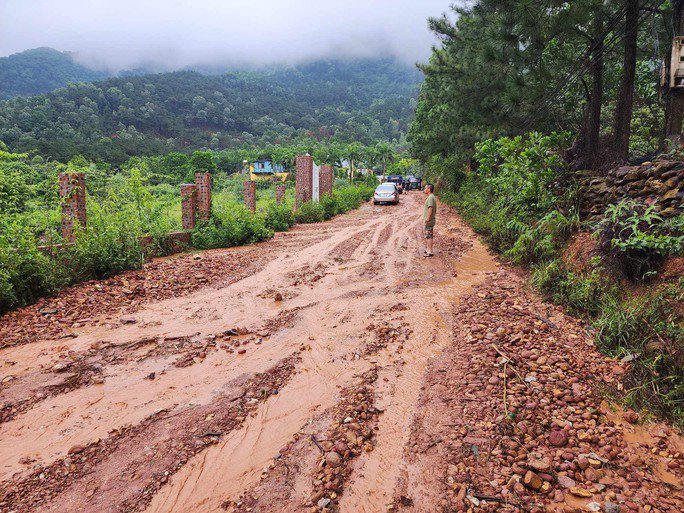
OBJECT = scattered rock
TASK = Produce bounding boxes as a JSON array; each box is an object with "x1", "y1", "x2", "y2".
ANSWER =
[
  {"x1": 557, "y1": 475, "x2": 576, "y2": 489},
  {"x1": 324, "y1": 452, "x2": 342, "y2": 468},
  {"x1": 524, "y1": 471, "x2": 543, "y2": 491},
  {"x1": 623, "y1": 410, "x2": 639, "y2": 424},
  {"x1": 569, "y1": 486, "x2": 593, "y2": 498},
  {"x1": 603, "y1": 501, "x2": 621, "y2": 513},
  {"x1": 548, "y1": 429, "x2": 569, "y2": 447}
]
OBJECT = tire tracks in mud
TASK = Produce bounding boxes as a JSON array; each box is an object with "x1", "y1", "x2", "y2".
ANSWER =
[
  {"x1": 228, "y1": 368, "x2": 382, "y2": 513},
  {"x1": 0, "y1": 355, "x2": 301, "y2": 513},
  {"x1": 1, "y1": 194, "x2": 530, "y2": 513}
]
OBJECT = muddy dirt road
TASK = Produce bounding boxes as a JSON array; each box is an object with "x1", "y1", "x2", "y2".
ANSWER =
[{"x1": 1, "y1": 193, "x2": 683, "y2": 513}]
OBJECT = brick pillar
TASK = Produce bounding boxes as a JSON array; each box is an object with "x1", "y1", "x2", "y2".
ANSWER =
[
  {"x1": 180, "y1": 184, "x2": 197, "y2": 230},
  {"x1": 59, "y1": 172, "x2": 86, "y2": 242},
  {"x1": 275, "y1": 184, "x2": 286, "y2": 205},
  {"x1": 295, "y1": 155, "x2": 313, "y2": 208},
  {"x1": 194, "y1": 172, "x2": 212, "y2": 222},
  {"x1": 244, "y1": 180, "x2": 256, "y2": 213},
  {"x1": 319, "y1": 165, "x2": 334, "y2": 196}
]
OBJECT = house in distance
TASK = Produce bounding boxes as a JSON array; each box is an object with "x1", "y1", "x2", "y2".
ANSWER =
[{"x1": 249, "y1": 158, "x2": 289, "y2": 182}]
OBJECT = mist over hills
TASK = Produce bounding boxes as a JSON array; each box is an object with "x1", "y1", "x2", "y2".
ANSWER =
[
  {"x1": 0, "y1": 48, "x2": 109, "y2": 100},
  {"x1": 0, "y1": 50, "x2": 421, "y2": 163}
]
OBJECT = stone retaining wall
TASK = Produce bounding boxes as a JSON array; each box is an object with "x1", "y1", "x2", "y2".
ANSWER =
[{"x1": 579, "y1": 160, "x2": 684, "y2": 218}]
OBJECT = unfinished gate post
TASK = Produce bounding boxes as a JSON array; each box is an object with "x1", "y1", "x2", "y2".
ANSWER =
[
  {"x1": 244, "y1": 180, "x2": 256, "y2": 213},
  {"x1": 275, "y1": 184, "x2": 286, "y2": 205},
  {"x1": 194, "y1": 172, "x2": 212, "y2": 222},
  {"x1": 319, "y1": 165, "x2": 334, "y2": 196},
  {"x1": 59, "y1": 172, "x2": 86, "y2": 242},
  {"x1": 295, "y1": 155, "x2": 313, "y2": 208},
  {"x1": 180, "y1": 184, "x2": 198, "y2": 230}
]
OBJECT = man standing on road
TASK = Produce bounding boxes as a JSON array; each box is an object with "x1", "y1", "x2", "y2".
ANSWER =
[{"x1": 423, "y1": 184, "x2": 436, "y2": 257}]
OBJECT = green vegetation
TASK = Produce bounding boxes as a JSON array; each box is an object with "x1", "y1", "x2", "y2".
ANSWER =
[
  {"x1": 0, "y1": 58, "x2": 418, "y2": 163},
  {"x1": 408, "y1": 1, "x2": 673, "y2": 168},
  {"x1": 0, "y1": 145, "x2": 378, "y2": 315},
  {"x1": 438, "y1": 134, "x2": 684, "y2": 426},
  {"x1": 0, "y1": 48, "x2": 108, "y2": 100}
]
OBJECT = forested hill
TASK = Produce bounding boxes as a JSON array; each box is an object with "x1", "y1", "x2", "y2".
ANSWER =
[
  {"x1": 0, "y1": 58, "x2": 421, "y2": 163},
  {"x1": 0, "y1": 48, "x2": 108, "y2": 100}
]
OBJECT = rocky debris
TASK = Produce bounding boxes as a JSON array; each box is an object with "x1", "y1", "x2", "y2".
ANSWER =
[
  {"x1": 0, "y1": 324, "x2": 277, "y2": 427},
  {"x1": 0, "y1": 245, "x2": 280, "y2": 349},
  {"x1": 363, "y1": 320, "x2": 412, "y2": 355},
  {"x1": 1, "y1": 359, "x2": 103, "y2": 425},
  {"x1": 0, "y1": 356, "x2": 300, "y2": 513},
  {"x1": 396, "y1": 272, "x2": 684, "y2": 513},
  {"x1": 307, "y1": 369, "x2": 380, "y2": 512}
]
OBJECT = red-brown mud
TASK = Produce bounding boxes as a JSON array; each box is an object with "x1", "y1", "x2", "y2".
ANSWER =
[{"x1": 1, "y1": 193, "x2": 682, "y2": 513}]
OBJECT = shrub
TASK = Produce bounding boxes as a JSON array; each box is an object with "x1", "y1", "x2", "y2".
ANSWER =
[
  {"x1": 192, "y1": 204, "x2": 273, "y2": 249},
  {"x1": 531, "y1": 258, "x2": 608, "y2": 317},
  {"x1": 594, "y1": 200, "x2": 684, "y2": 281},
  {"x1": 65, "y1": 223, "x2": 144, "y2": 282},
  {"x1": 319, "y1": 194, "x2": 339, "y2": 220},
  {"x1": 505, "y1": 210, "x2": 580, "y2": 264},
  {"x1": 263, "y1": 203, "x2": 294, "y2": 232},
  {"x1": 0, "y1": 223, "x2": 67, "y2": 313},
  {"x1": 593, "y1": 279, "x2": 684, "y2": 425},
  {"x1": 474, "y1": 131, "x2": 572, "y2": 218},
  {"x1": 294, "y1": 201, "x2": 325, "y2": 224}
]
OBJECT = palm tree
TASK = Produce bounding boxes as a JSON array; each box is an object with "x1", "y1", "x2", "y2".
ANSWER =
[{"x1": 375, "y1": 142, "x2": 395, "y2": 174}]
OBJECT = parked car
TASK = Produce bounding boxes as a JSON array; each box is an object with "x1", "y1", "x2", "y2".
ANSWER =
[
  {"x1": 386, "y1": 175, "x2": 404, "y2": 193},
  {"x1": 373, "y1": 183, "x2": 400, "y2": 205},
  {"x1": 407, "y1": 176, "x2": 422, "y2": 190}
]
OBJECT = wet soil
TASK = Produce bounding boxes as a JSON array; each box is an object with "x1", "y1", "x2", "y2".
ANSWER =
[{"x1": 0, "y1": 193, "x2": 682, "y2": 513}]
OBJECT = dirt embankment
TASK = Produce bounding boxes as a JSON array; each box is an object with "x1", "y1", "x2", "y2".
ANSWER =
[{"x1": 0, "y1": 193, "x2": 682, "y2": 513}]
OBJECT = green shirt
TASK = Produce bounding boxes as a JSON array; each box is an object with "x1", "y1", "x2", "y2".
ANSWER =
[{"x1": 424, "y1": 194, "x2": 437, "y2": 227}]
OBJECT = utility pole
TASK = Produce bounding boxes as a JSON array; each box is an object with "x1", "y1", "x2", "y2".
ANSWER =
[{"x1": 664, "y1": 0, "x2": 684, "y2": 149}]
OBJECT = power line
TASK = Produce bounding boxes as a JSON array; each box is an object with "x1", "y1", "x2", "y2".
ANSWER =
[
  {"x1": 514, "y1": 0, "x2": 668, "y2": 133},
  {"x1": 498, "y1": 2, "x2": 630, "y2": 126}
]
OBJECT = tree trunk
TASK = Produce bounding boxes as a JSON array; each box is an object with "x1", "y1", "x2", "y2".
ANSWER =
[
  {"x1": 585, "y1": 9, "x2": 605, "y2": 169},
  {"x1": 664, "y1": 0, "x2": 684, "y2": 149},
  {"x1": 613, "y1": 0, "x2": 639, "y2": 162}
]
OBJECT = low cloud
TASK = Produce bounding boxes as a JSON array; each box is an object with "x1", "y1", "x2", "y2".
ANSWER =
[{"x1": 0, "y1": 0, "x2": 453, "y2": 71}]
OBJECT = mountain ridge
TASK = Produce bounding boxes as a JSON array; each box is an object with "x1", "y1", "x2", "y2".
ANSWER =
[{"x1": 0, "y1": 55, "x2": 421, "y2": 163}]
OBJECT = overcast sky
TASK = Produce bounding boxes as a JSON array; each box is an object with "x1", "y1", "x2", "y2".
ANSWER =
[{"x1": 0, "y1": 0, "x2": 454, "y2": 71}]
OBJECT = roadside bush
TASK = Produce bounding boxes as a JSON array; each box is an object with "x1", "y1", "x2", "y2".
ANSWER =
[
  {"x1": 192, "y1": 204, "x2": 273, "y2": 249},
  {"x1": 0, "y1": 223, "x2": 66, "y2": 313},
  {"x1": 263, "y1": 203, "x2": 294, "y2": 232},
  {"x1": 506, "y1": 210, "x2": 580, "y2": 264},
  {"x1": 474, "y1": 131, "x2": 572, "y2": 218},
  {"x1": 320, "y1": 194, "x2": 340, "y2": 220},
  {"x1": 594, "y1": 200, "x2": 684, "y2": 281},
  {"x1": 294, "y1": 201, "x2": 325, "y2": 224},
  {"x1": 311, "y1": 184, "x2": 374, "y2": 222},
  {"x1": 65, "y1": 223, "x2": 143, "y2": 282}
]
